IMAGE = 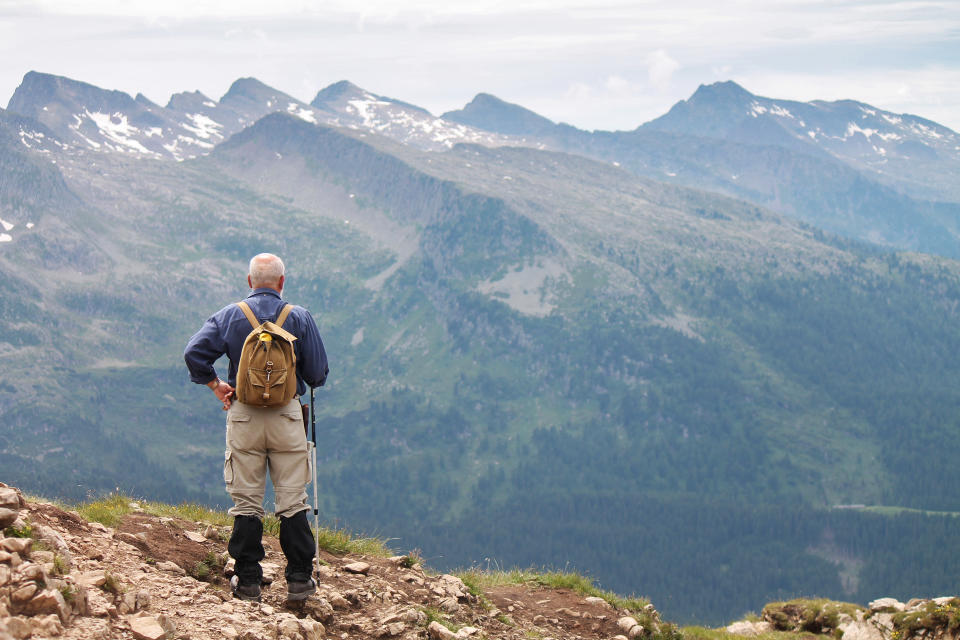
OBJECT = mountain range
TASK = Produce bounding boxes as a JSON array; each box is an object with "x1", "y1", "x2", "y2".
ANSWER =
[{"x1": 2, "y1": 71, "x2": 960, "y2": 625}]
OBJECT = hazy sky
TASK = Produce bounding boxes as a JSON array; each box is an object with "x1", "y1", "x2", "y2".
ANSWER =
[{"x1": 1, "y1": 0, "x2": 958, "y2": 131}]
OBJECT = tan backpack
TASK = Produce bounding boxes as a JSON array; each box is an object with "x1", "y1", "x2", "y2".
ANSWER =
[{"x1": 234, "y1": 301, "x2": 298, "y2": 407}]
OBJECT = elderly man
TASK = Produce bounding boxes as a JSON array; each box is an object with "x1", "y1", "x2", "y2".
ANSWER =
[{"x1": 184, "y1": 253, "x2": 329, "y2": 602}]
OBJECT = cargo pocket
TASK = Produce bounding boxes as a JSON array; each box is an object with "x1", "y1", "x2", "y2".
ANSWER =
[
  {"x1": 226, "y1": 412, "x2": 252, "y2": 450},
  {"x1": 223, "y1": 450, "x2": 234, "y2": 485}
]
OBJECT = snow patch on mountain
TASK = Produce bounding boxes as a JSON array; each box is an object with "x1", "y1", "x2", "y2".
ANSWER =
[
  {"x1": 183, "y1": 114, "x2": 223, "y2": 140},
  {"x1": 286, "y1": 103, "x2": 317, "y2": 123},
  {"x1": 85, "y1": 111, "x2": 157, "y2": 155}
]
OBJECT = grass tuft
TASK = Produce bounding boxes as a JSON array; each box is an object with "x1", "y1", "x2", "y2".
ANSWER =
[
  {"x1": 4, "y1": 522, "x2": 35, "y2": 538},
  {"x1": 454, "y1": 567, "x2": 649, "y2": 613},
  {"x1": 421, "y1": 607, "x2": 458, "y2": 632},
  {"x1": 314, "y1": 524, "x2": 391, "y2": 557}
]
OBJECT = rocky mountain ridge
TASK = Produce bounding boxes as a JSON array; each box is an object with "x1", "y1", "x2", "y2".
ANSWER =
[{"x1": 5, "y1": 72, "x2": 524, "y2": 161}]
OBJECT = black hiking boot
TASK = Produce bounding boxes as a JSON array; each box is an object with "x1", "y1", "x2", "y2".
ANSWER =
[
  {"x1": 230, "y1": 575, "x2": 262, "y2": 602},
  {"x1": 286, "y1": 576, "x2": 316, "y2": 602}
]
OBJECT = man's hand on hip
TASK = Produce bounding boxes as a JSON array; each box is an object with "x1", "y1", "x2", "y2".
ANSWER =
[{"x1": 207, "y1": 378, "x2": 235, "y2": 411}]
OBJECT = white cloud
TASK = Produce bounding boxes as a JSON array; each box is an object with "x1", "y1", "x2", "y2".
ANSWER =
[{"x1": 646, "y1": 49, "x2": 680, "y2": 88}]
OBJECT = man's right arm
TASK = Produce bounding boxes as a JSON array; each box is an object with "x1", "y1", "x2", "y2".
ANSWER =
[{"x1": 185, "y1": 314, "x2": 236, "y2": 410}]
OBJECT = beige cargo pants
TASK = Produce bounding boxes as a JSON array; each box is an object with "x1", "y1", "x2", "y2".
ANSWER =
[{"x1": 224, "y1": 398, "x2": 310, "y2": 519}]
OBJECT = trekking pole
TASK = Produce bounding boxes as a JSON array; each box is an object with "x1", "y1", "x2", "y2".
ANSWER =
[{"x1": 310, "y1": 386, "x2": 320, "y2": 578}]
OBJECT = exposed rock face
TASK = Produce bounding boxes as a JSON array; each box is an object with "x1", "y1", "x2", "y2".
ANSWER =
[{"x1": 0, "y1": 482, "x2": 675, "y2": 640}]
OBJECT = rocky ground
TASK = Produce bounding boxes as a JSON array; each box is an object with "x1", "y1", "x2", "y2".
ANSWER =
[{"x1": 0, "y1": 483, "x2": 670, "y2": 640}]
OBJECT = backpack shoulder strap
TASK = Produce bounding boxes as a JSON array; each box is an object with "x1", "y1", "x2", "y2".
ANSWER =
[
  {"x1": 276, "y1": 304, "x2": 294, "y2": 328},
  {"x1": 236, "y1": 301, "x2": 260, "y2": 330}
]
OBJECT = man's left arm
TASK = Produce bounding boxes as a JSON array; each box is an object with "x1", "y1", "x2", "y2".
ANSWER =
[{"x1": 297, "y1": 309, "x2": 329, "y2": 388}]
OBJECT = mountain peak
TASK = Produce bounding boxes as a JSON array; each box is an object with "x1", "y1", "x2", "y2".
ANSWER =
[
  {"x1": 220, "y1": 77, "x2": 281, "y2": 104},
  {"x1": 7, "y1": 70, "x2": 139, "y2": 122},
  {"x1": 441, "y1": 92, "x2": 556, "y2": 137},
  {"x1": 311, "y1": 80, "x2": 366, "y2": 108},
  {"x1": 165, "y1": 89, "x2": 215, "y2": 111},
  {"x1": 688, "y1": 80, "x2": 755, "y2": 105}
]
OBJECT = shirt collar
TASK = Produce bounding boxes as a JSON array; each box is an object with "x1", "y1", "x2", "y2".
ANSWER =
[{"x1": 249, "y1": 288, "x2": 282, "y2": 299}]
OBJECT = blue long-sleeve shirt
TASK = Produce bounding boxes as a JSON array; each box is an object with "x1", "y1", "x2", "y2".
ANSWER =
[{"x1": 184, "y1": 288, "x2": 328, "y2": 396}]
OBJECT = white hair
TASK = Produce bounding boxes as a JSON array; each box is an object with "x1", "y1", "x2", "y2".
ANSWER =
[{"x1": 248, "y1": 253, "x2": 285, "y2": 288}]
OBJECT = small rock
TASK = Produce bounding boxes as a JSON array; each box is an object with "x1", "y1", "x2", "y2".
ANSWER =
[
  {"x1": 618, "y1": 616, "x2": 640, "y2": 633},
  {"x1": 128, "y1": 612, "x2": 174, "y2": 640},
  {"x1": 119, "y1": 591, "x2": 139, "y2": 614},
  {"x1": 0, "y1": 487, "x2": 23, "y2": 509},
  {"x1": 78, "y1": 570, "x2": 108, "y2": 587},
  {"x1": 11, "y1": 582, "x2": 39, "y2": 604},
  {"x1": 727, "y1": 621, "x2": 775, "y2": 636},
  {"x1": 22, "y1": 588, "x2": 70, "y2": 623},
  {"x1": 556, "y1": 607, "x2": 580, "y2": 617},
  {"x1": 3, "y1": 616, "x2": 32, "y2": 640},
  {"x1": 156, "y1": 561, "x2": 186, "y2": 575},
  {"x1": 136, "y1": 590, "x2": 151, "y2": 611},
  {"x1": 261, "y1": 562, "x2": 281, "y2": 584},
  {"x1": 115, "y1": 532, "x2": 143, "y2": 547},
  {"x1": 455, "y1": 626, "x2": 480, "y2": 638},
  {"x1": 31, "y1": 550, "x2": 55, "y2": 564},
  {"x1": 839, "y1": 620, "x2": 886, "y2": 640},
  {"x1": 438, "y1": 596, "x2": 460, "y2": 614},
  {"x1": 304, "y1": 597, "x2": 334, "y2": 622},
  {"x1": 260, "y1": 604, "x2": 274, "y2": 616},
  {"x1": 1, "y1": 538, "x2": 32, "y2": 555},
  {"x1": 0, "y1": 508, "x2": 17, "y2": 529},
  {"x1": 223, "y1": 625, "x2": 239, "y2": 639},
  {"x1": 629, "y1": 625, "x2": 646, "y2": 639},
  {"x1": 532, "y1": 615, "x2": 545, "y2": 625},
  {"x1": 277, "y1": 617, "x2": 302, "y2": 639},
  {"x1": 298, "y1": 618, "x2": 325, "y2": 640},
  {"x1": 30, "y1": 613, "x2": 63, "y2": 637},
  {"x1": 184, "y1": 531, "x2": 207, "y2": 544},
  {"x1": 223, "y1": 557, "x2": 236, "y2": 576},
  {"x1": 869, "y1": 598, "x2": 905, "y2": 612},
  {"x1": 344, "y1": 561, "x2": 371, "y2": 575},
  {"x1": 427, "y1": 621, "x2": 457, "y2": 640},
  {"x1": 18, "y1": 562, "x2": 47, "y2": 583},
  {"x1": 87, "y1": 586, "x2": 113, "y2": 617},
  {"x1": 584, "y1": 596, "x2": 611, "y2": 608},
  {"x1": 326, "y1": 591, "x2": 351, "y2": 609}
]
